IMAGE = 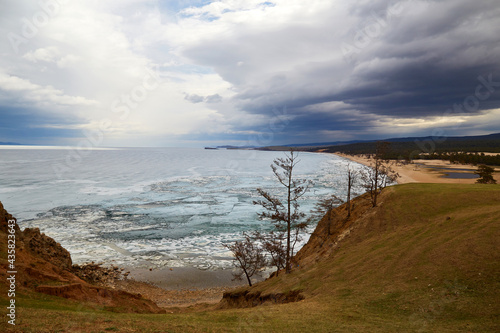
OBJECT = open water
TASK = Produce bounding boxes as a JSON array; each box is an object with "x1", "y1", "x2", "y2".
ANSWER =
[{"x1": 0, "y1": 146, "x2": 367, "y2": 270}]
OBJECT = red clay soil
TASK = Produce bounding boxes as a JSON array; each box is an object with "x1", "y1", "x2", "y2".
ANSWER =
[{"x1": 0, "y1": 201, "x2": 164, "y2": 314}]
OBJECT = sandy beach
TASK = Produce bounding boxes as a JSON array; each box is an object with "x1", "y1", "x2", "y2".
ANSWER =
[
  {"x1": 128, "y1": 266, "x2": 244, "y2": 290},
  {"x1": 103, "y1": 266, "x2": 250, "y2": 310},
  {"x1": 334, "y1": 153, "x2": 499, "y2": 184}
]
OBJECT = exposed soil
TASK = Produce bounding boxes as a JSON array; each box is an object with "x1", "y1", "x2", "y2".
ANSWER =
[
  {"x1": 218, "y1": 289, "x2": 305, "y2": 309},
  {"x1": 0, "y1": 202, "x2": 164, "y2": 314},
  {"x1": 109, "y1": 279, "x2": 236, "y2": 311}
]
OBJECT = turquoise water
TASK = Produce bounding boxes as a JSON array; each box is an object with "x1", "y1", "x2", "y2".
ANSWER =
[{"x1": 0, "y1": 147, "x2": 366, "y2": 269}]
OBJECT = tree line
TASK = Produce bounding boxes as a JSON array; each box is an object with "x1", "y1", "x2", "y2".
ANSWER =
[
  {"x1": 418, "y1": 152, "x2": 500, "y2": 166},
  {"x1": 315, "y1": 136, "x2": 500, "y2": 166}
]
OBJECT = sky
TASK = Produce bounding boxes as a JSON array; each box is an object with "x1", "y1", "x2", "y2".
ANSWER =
[{"x1": 1, "y1": 0, "x2": 500, "y2": 147}]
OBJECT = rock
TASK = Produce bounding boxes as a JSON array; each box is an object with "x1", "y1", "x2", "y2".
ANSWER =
[
  {"x1": 23, "y1": 227, "x2": 73, "y2": 270},
  {"x1": 72, "y1": 263, "x2": 124, "y2": 285}
]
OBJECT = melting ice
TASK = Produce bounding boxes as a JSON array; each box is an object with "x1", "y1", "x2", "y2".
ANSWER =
[{"x1": 0, "y1": 147, "x2": 368, "y2": 270}]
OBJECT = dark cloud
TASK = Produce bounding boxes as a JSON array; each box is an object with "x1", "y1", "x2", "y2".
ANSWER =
[
  {"x1": 0, "y1": 106, "x2": 82, "y2": 144},
  {"x1": 2, "y1": 0, "x2": 500, "y2": 146},
  {"x1": 184, "y1": 93, "x2": 205, "y2": 103},
  {"x1": 205, "y1": 93, "x2": 222, "y2": 103},
  {"x1": 184, "y1": 93, "x2": 223, "y2": 104},
  {"x1": 181, "y1": 0, "x2": 500, "y2": 142}
]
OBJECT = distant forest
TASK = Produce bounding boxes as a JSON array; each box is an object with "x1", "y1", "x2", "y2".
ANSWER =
[{"x1": 305, "y1": 133, "x2": 500, "y2": 166}]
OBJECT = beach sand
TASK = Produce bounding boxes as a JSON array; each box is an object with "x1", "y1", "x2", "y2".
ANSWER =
[
  {"x1": 107, "y1": 267, "x2": 247, "y2": 310},
  {"x1": 128, "y1": 266, "x2": 245, "y2": 290},
  {"x1": 334, "y1": 153, "x2": 500, "y2": 184}
]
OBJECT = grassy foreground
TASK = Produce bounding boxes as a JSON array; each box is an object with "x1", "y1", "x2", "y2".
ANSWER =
[{"x1": 2, "y1": 183, "x2": 499, "y2": 332}]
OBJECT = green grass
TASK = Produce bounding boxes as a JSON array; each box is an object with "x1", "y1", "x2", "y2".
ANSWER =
[{"x1": 1, "y1": 183, "x2": 499, "y2": 332}]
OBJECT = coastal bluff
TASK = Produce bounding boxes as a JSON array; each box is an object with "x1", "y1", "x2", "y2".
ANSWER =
[
  {"x1": 0, "y1": 201, "x2": 164, "y2": 314},
  {"x1": 219, "y1": 183, "x2": 500, "y2": 332}
]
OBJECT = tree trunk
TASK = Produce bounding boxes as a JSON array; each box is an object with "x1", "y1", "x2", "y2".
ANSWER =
[
  {"x1": 243, "y1": 268, "x2": 252, "y2": 286},
  {"x1": 347, "y1": 176, "x2": 352, "y2": 218},
  {"x1": 373, "y1": 159, "x2": 380, "y2": 207},
  {"x1": 286, "y1": 171, "x2": 292, "y2": 274}
]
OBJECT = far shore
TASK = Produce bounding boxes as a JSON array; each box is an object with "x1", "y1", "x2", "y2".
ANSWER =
[{"x1": 334, "y1": 153, "x2": 499, "y2": 184}]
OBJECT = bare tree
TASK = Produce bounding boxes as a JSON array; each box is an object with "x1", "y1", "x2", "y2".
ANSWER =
[
  {"x1": 254, "y1": 150, "x2": 312, "y2": 274},
  {"x1": 224, "y1": 233, "x2": 266, "y2": 286},
  {"x1": 252, "y1": 231, "x2": 286, "y2": 276},
  {"x1": 360, "y1": 142, "x2": 399, "y2": 207},
  {"x1": 309, "y1": 195, "x2": 344, "y2": 235},
  {"x1": 346, "y1": 164, "x2": 359, "y2": 218},
  {"x1": 290, "y1": 220, "x2": 309, "y2": 265},
  {"x1": 308, "y1": 195, "x2": 344, "y2": 247}
]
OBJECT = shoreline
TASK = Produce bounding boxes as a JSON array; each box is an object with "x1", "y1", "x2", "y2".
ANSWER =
[
  {"x1": 334, "y1": 153, "x2": 499, "y2": 184},
  {"x1": 127, "y1": 266, "x2": 245, "y2": 290},
  {"x1": 103, "y1": 266, "x2": 247, "y2": 309}
]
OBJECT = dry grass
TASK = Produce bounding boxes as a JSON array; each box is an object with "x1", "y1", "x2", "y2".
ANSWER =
[{"x1": 2, "y1": 183, "x2": 499, "y2": 332}]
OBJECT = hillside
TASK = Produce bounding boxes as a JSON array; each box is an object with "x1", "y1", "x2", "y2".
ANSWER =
[
  {"x1": 1, "y1": 184, "x2": 499, "y2": 332},
  {"x1": 0, "y1": 201, "x2": 164, "y2": 325},
  {"x1": 220, "y1": 183, "x2": 500, "y2": 331}
]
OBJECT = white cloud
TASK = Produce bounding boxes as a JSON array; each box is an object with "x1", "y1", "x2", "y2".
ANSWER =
[
  {"x1": 0, "y1": 71, "x2": 98, "y2": 107},
  {"x1": 23, "y1": 46, "x2": 60, "y2": 63},
  {"x1": 22, "y1": 47, "x2": 80, "y2": 68},
  {"x1": 56, "y1": 54, "x2": 81, "y2": 68}
]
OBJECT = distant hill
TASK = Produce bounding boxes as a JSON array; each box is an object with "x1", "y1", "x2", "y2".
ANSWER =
[
  {"x1": 284, "y1": 132, "x2": 500, "y2": 149},
  {"x1": 282, "y1": 139, "x2": 367, "y2": 147},
  {"x1": 254, "y1": 132, "x2": 499, "y2": 164},
  {"x1": 308, "y1": 132, "x2": 500, "y2": 165}
]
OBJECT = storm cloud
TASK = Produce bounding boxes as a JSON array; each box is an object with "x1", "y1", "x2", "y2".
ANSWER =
[{"x1": 1, "y1": 0, "x2": 499, "y2": 146}]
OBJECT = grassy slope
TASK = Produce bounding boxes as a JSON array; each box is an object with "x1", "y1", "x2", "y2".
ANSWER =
[{"x1": 2, "y1": 184, "x2": 499, "y2": 332}]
